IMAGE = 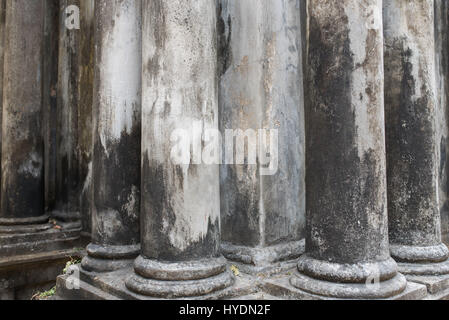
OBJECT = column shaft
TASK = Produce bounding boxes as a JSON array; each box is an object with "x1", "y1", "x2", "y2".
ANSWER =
[
  {"x1": 218, "y1": 0, "x2": 306, "y2": 272},
  {"x1": 384, "y1": 0, "x2": 449, "y2": 275},
  {"x1": 78, "y1": 0, "x2": 95, "y2": 235},
  {"x1": 81, "y1": 0, "x2": 141, "y2": 272},
  {"x1": 0, "y1": 0, "x2": 46, "y2": 224},
  {"x1": 54, "y1": 0, "x2": 81, "y2": 224},
  {"x1": 435, "y1": 0, "x2": 449, "y2": 246},
  {"x1": 0, "y1": 0, "x2": 5, "y2": 196},
  {"x1": 126, "y1": 0, "x2": 233, "y2": 298},
  {"x1": 43, "y1": 0, "x2": 60, "y2": 216},
  {"x1": 290, "y1": 0, "x2": 406, "y2": 299}
]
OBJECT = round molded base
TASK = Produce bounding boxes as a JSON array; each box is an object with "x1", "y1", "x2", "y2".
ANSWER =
[
  {"x1": 390, "y1": 243, "x2": 449, "y2": 264},
  {"x1": 397, "y1": 258, "x2": 449, "y2": 276},
  {"x1": 297, "y1": 254, "x2": 399, "y2": 283},
  {"x1": 81, "y1": 243, "x2": 140, "y2": 273},
  {"x1": 290, "y1": 271, "x2": 407, "y2": 299},
  {"x1": 0, "y1": 214, "x2": 50, "y2": 226},
  {"x1": 125, "y1": 256, "x2": 234, "y2": 298},
  {"x1": 290, "y1": 254, "x2": 407, "y2": 299}
]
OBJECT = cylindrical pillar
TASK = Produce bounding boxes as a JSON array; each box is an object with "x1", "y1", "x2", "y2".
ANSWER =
[
  {"x1": 53, "y1": 0, "x2": 81, "y2": 226},
  {"x1": 0, "y1": 0, "x2": 5, "y2": 195},
  {"x1": 435, "y1": 0, "x2": 449, "y2": 246},
  {"x1": 81, "y1": 0, "x2": 141, "y2": 272},
  {"x1": 218, "y1": 0, "x2": 306, "y2": 273},
  {"x1": 384, "y1": 0, "x2": 449, "y2": 275},
  {"x1": 0, "y1": 0, "x2": 47, "y2": 227},
  {"x1": 126, "y1": 0, "x2": 233, "y2": 298},
  {"x1": 78, "y1": 0, "x2": 95, "y2": 236},
  {"x1": 290, "y1": 0, "x2": 407, "y2": 299}
]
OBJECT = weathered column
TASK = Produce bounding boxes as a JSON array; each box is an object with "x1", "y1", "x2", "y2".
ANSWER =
[
  {"x1": 218, "y1": 0, "x2": 306, "y2": 274},
  {"x1": 384, "y1": 0, "x2": 449, "y2": 275},
  {"x1": 126, "y1": 0, "x2": 233, "y2": 298},
  {"x1": 43, "y1": 0, "x2": 59, "y2": 217},
  {"x1": 78, "y1": 0, "x2": 95, "y2": 236},
  {"x1": 53, "y1": 0, "x2": 81, "y2": 226},
  {"x1": 0, "y1": 0, "x2": 47, "y2": 227},
  {"x1": 290, "y1": 0, "x2": 407, "y2": 299},
  {"x1": 81, "y1": 0, "x2": 141, "y2": 272},
  {"x1": 0, "y1": 0, "x2": 5, "y2": 193},
  {"x1": 435, "y1": 0, "x2": 449, "y2": 246}
]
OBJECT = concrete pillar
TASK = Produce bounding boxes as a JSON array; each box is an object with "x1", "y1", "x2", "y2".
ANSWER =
[
  {"x1": 126, "y1": 0, "x2": 233, "y2": 298},
  {"x1": 81, "y1": 0, "x2": 141, "y2": 272},
  {"x1": 435, "y1": 0, "x2": 449, "y2": 246},
  {"x1": 78, "y1": 0, "x2": 95, "y2": 236},
  {"x1": 0, "y1": 0, "x2": 47, "y2": 227},
  {"x1": 53, "y1": 0, "x2": 81, "y2": 226},
  {"x1": 290, "y1": 0, "x2": 407, "y2": 299},
  {"x1": 384, "y1": 0, "x2": 449, "y2": 275},
  {"x1": 217, "y1": 0, "x2": 306, "y2": 274}
]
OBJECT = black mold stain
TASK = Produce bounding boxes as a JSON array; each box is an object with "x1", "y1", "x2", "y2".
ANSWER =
[
  {"x1": 385, "y1": 37, "x2": 439, "y2": 246},
  {"x1": 92, "y1": 123, "x2": 141, "y2": 245},
  {"x1": 305, "y1": 6, "x2": 387, "y2": 264},
  {"x1": 217, "y1": 2, "x2": 232, "y2": 78},
  {"x1": 141, "y1": 155, "x2": 221, "y2": 262}
]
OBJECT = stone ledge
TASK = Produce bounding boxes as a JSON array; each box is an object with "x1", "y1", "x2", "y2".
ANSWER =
[
  {"x1": 406, "y1": 274, "x2": 449, "y2": 295},
  {"x1": 259, "y1": 274, "x2": 429, "y2": 300}
]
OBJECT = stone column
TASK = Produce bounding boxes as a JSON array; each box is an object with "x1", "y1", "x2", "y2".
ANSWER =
[
  {"x1": 126, "y1": 0, "x2": 233, "y2": 298},
  {"x1": 53, "y1": 0, "x2": 81, "y2": 226},
  {"x1": 0, "y1": 0, "x2": 47, "y2": 228},
  {"x1": 81, "y1": 0, "x2": 141, "y2": 273},
  {"x1": 290, "y1": 0, "x2": 407, "y2": 299},
  {"x1": 218, "y1": 0, "x2": 306, "y2": 274},
  {"x1": 384, "y1": 0, "x2": 449, "y2": 275},
  {"x1": 43, "y1": 0, "x2": 60, "y2": 217},
  {"x1": 78, "y1": 0, "x2": 95, "y2": 236},
  {"x1": 0, "y1": 0, "x2": 5, "y2": 194}
]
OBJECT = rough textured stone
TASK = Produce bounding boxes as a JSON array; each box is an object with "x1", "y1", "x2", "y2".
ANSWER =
[
  {"x1": 81, "y1": 0, "x2": 141, "y2": 273},
  {"x1": 435, "y1": 0, "x2": 449, "y2": 246},
  {"x1": 125, "y1": 0, "x2": 233, "y2": 299},
  {"x1": 290, "y1": 0, "x2": 406, "y2": 299},
  {"x1": 217, "y1": 0, "x2": 306, "y2": 273},
  {"x1": 53, "y1": 0, "x2": 81, "y2": 225},
  {"x1": 0, "y1": 0, "x2": 46, "y2": 222},
  {"x1": 78, "y1": 0, "x2": 95, "y2": 236},
  {"x1": 383, "y1": 0, "x2": 449, "y2": 275}
]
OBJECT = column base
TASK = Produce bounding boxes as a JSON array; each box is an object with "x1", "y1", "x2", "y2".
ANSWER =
[
  {"x1": 221, "y1": 240, "x2": 305, "y2": 275},
  {"x1": 125, "y1": 256, "x2": 234, "y2": 298},
  {"x1": 288, "y1": 254, "x2": 407, "y2": 299},
  {"x1": 391, "y1": 243, "x2": 449, "y2": 277},
  {"x1": 81, "y1": 243, "x2": 140, "y2": 273},
  {"x1": 56, "y1": 264, "x2": 254, "y2": 300}
]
